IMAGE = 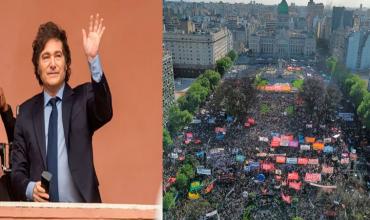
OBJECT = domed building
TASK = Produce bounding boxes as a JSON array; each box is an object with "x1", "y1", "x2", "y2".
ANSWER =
[
  {"x1": 247, "y1": 0, "x2": 316, "y2": 60},
  {"x1": 278, "y1": 0, "x2": 289, "y2": 15},
  {"x1": 277, "y1": 0, "x2": 289, "y2": 29}
]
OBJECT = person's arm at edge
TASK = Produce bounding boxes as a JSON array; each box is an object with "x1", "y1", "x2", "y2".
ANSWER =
[{"x1": 0, "y1": 104, "x2": 16, "y2": 143}]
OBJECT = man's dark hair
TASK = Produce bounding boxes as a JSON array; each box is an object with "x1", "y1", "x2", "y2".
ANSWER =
[{"x1": 32, "y1": 22, "x2": 71, "y2": 85}]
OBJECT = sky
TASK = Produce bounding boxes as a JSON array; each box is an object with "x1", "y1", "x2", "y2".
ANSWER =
[{"x1": 173, "y1": 0, "x2": 370, "y2": 8}]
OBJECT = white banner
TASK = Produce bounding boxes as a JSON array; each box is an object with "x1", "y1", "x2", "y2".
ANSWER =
[
  {"x1": 259, "y1": 137, "x2": 269, "y2": 142},
  {"x1": 300, "y1": 144, "x2": 311, "y2": 151}
]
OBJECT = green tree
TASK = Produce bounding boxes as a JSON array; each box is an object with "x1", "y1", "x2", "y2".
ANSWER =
[
  {"x1": 292, "y1": 79, "x2": 304, "y2": 90},
  {"x1": 349, "y1": 80, "x2": 367, "y2": 107},
  {"x1": 324, "y1": 83, "x2": 342, "y2": 120},
  {"x1": 163, "y1": 191, "x2": 176, "y2": 211},
  {"x1": 214, "y1": 78, "x2": 256, "y2": 119},
  {"x1": 175, "y1": 172, "x2": 188, "y2": 191},
  {"x1": 184, "y1": 154, "x2": 200, "y2": 168},
  {"x1": 180, "y1": 163, "x2": 195, "y2": 179},
  {"x1": 254, "y1": 74, "x2": 268, "y2": 86},
  {"x1": 333, "y1": 63, "x2": 350, "y2": 89},
  {"x1": 180, "y1": 92, "x2": 202, "y2": 113},
  {"x1": 187, "y1": 82, "x2": 209, "y2": 102},
  {"x1": 300, "y1": 77, "x2": 326, "y2": 117},
  {"x1": 203, "y1": 70, "x2": 221, "y2": 90},
  {"x1": 357, "y1": 92, "x2": 370, "y2": 128},
  {"x1": 163, "y1": 128, "x2": 173, "y2": 152},
  {"x1": 216, "y1": 56, "x2": 232, "y2": 76},
  {"x1": 227, "y1": 50, "x2": 238, "y2": 62},
  {"x1": 326, "y1": 56, "x2": 337, "y2": 74},
  {"x1": 344, "y1": 74, "x2": 360, "y2": 95},
  {"x1": 177, "y1": 95, "x2": 187, "y2": 111},
  {"x1": 326, "y1": 183, "x2": 370, "y2": 219},
  {"x1": 195, "y1": 75, "x2": 211, "y2": 91},
  {"x1": 167, "y1": 105, "x2": 193, "y2": 135}
]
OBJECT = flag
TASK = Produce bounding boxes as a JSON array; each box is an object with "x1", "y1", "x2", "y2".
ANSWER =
[
  {"x1": 288, "y1": 172, "x2": 299, "y2": 181},
  {"x1": 281, "y1": 192, "x2": 291, "y2": 203},
  {"x1": 289, "y1": 181, "x2": 302, "y2": 190},
  {"x1": 204, "y1": 182, "x2": 214, "y2": 194}
]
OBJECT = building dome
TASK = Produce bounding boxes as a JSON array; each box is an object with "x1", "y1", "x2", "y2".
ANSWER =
[{"x1": 278, "y1": 0, "x2": 289, "y2": 15}]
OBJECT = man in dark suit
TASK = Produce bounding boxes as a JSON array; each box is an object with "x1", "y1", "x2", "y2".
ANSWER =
[{"x1": 11, "y1": 14, "x2": 112, "y2": 202}]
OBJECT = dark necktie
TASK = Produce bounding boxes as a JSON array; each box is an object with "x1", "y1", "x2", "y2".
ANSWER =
[{"x1": 47, "y1": 97, "x2": 59, "y2": 202}]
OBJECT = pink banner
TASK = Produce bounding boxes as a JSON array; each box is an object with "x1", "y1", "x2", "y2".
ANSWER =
[
  {"x1": 308, "y1": 158, "x2": 319, "y2": 165},
  {"x1": 304, "y1": 173, "x2": 321, "y2": 183},
  {"x1": 321, "y1": 166, "x2": 334, "y2": 174},
  {"x1": 289, "y1": 141, "x2": 299, "y2": 148}
]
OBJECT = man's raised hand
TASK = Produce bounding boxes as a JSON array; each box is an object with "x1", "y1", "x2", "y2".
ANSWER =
[{"x1": 82, "y1": 13, "x2": 106, "y2": 62}]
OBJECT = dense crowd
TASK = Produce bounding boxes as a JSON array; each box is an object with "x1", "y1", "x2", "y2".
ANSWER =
[{"x1": 163, "y1": 69, "x2": 369, "y2": 220}]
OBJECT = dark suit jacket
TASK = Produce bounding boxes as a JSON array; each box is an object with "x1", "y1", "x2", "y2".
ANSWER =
[
  {"x1": 11, "y1": 74, "x2": 113, "y2": 202},
  {"x1": 0, "y1": 105, "x2": 16, "y2": 143}
]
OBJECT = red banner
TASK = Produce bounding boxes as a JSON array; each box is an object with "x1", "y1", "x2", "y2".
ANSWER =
[
  {"x1": 247, "y1": 117, "x2": 255, "y2": 125},
  {"x1": 297, "y1": 157, "x2": 309, "y2": 165},
  {"x1": 289, "y1": 181, "x2": 302, "y2": 190},
  {"x1": 271, "y1": 137, "x2": 281, "y2": 148},
  {"x1": 288, "y1": 172, "x2": 299, "y2": 181},
  {"x1": 261, "y1": 163, "x2": 275, "y2": 171},
  {"x1": 276, "y1": 156, "x2": 286, "y2": 163}
]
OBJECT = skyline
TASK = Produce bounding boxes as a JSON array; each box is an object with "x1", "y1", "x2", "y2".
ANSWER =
[{"x1": 171, "y1": 0, "x2": 370, "y2": 8}]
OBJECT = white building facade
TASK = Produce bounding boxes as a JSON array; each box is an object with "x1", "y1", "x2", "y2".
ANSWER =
[{"x1": 163, "y1": 27, "x2": 233, "y2": 70}]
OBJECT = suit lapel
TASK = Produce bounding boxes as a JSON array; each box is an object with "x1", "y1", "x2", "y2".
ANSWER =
[
  {"x1": 62, "y1": 84, "x2": 74, "y2": 152},
  {"x1": 32, "y1": 94, "x2": 47, "y2": 169}
]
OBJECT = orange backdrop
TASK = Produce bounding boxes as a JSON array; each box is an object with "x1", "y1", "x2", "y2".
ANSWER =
[{"x1": 0, "y1": 0, "x2": 162, "y2": 204}]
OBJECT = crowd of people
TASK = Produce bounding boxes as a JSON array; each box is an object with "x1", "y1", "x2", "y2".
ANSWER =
[{"x1": 163, "y1": 67, "x2": 369, "y2": 220}]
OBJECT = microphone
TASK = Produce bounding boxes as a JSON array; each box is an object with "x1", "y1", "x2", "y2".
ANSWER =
[{"x1": 41, "y1": 171, "x2": 52, "y2": 194}]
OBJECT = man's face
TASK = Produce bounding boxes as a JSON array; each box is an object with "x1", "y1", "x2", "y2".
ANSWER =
[{"x1": 38, "y1": 38, "x2": 66, "y2": 91}]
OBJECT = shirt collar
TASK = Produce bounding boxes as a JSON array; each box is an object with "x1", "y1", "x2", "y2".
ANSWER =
[{"x1": 43, "y1": 83, "x2": 65, "y2": 107}]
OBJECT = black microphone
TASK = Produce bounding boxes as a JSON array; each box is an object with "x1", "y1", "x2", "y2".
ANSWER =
[{"x1": 41, "y1": 171, "x2": 52, "y2": 194}]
